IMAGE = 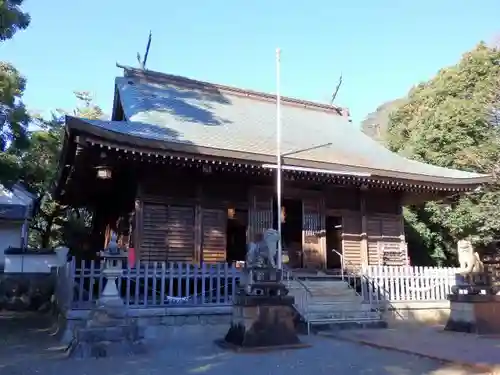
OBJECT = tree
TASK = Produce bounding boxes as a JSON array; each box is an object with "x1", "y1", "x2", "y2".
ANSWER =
[
  {"x1": 0, "y1": 62, "x2": 30, "y2": 184},
  {"x1": 0, "y1": 0, "x2": 30, "y2": 41},
  {"x1": 0, "y1": 1, "x2": 30, "y2": 185},
  {"x1": 24, "y1": 92, "x2": 104, "y2": 248},
  {"x1": 386, "y1": 43, "x2": 500, "y2": 264},
  {"x1": 361, "y1": 98, "x2": 406, "y2": 142}
]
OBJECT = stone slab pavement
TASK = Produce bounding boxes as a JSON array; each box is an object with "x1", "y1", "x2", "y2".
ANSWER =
[
  {"x1": 325, "y1": 325, "x2": 500, "y2": 374},
  {"x1": 0, "y1": 313, "x2": 491, "y2": 375}
]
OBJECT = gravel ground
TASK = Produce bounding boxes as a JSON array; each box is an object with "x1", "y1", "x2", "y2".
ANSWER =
[{"x1": 0, "y1": 313, "x2": 486, "y2": 375}]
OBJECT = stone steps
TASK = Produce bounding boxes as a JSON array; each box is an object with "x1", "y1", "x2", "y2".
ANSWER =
[
  {"x1": 306, "y1": 301, "x2": 372, "y2": 313},
  {"x1": 286, "y1": 278, "x2": 384, "y2": 333},
  {"x1": 306, "y1": 310, "x2": 381, "y2": 321}
]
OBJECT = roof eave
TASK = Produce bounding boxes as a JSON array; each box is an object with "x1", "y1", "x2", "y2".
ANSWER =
[
  {"x1": 52, "y1": 118, "x2": 77, "y2": 200},
  {"x1": 65, "y1": 117, "x2": 490, "y2": 190}
]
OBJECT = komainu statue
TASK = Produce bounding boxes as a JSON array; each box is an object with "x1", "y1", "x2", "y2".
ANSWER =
[
  {"x1": 453, "y1": 239, "x2": 490, "y2": 295},
  {"x1": 246, "y1": 229, "x2": 279, "y2": 269},
  {"x1": 457, "y1": 239, "x2": 484, "y2": 276},
  {"x1": 242, "y1": 229, "x2": 287, "y2": 296}
]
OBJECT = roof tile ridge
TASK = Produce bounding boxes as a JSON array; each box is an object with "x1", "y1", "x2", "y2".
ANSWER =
[{"x1": 117, "y1": 64, "x2": 350, "y2": 117}]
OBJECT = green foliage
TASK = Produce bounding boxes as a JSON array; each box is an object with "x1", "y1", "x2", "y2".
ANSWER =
[
  {"x1": 0, "y1": 2, "x2": 30, "y2": 183},
  {"x1": 386, "y1": 43, "x2": 500, "y2": 263},
  {"x1": 0, "y1": 4, "x2": 100, "y2": 250},
  {"x1": 23, "y1": 92, "x2": 104, "y2": 248},
  {"x1": 0, "y1": 62, "x2": 30, "y2": 184},
  {"x1": 0, "y1": 0, "x2": 30, "y2": 41},
  {"x1": 70, "y1": 91, "x2": 104, "y2": 120},
  {"x1": 361, "y1": 98, "x2": 406, "y2": 142}
]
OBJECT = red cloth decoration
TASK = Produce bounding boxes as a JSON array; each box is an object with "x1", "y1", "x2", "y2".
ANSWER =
[{"x1": 128, "y1": 247, "x2": 136, "y2": 268}]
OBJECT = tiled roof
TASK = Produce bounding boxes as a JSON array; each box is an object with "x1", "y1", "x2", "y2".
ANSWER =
[
  {"x1": 68, "y1": 66, "x2": 490, "y2": 186},
  {"x1": 0, "y1": 184, "x2": 35, "y2": 220}
]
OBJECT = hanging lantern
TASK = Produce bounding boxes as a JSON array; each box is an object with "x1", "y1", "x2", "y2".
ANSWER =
[
  {"x1": 95, "y1": 151, "x2": 112, "y2": 179},
  {"x1": 96, "y1": 165, "x2": 112, "y2": 179}
]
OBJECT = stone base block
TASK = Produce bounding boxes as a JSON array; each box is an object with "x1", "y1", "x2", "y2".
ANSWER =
[
  {"x1": 445, "y1": 294, "x2": 500, "y2": 334},
  {"x1": 221, "y1": 295, "x2": 304, "y2": 350},
  {"x1": 0, "y1": 273, "x2": 54, "y2": 311},
  {"x1": 68, "y1": 305, "x2": 148, "y2": 358},
  {"x1": 69, "y1": 326, "x2": 147, "y2": 358}
]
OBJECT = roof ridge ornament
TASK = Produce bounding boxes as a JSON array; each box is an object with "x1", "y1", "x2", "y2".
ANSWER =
[
  {"x1": 136, "y1": 31, "x2": 152, "y2": 70},
  {"x1": 330, "y1": 73, "x2": 343, "y2": 105}
]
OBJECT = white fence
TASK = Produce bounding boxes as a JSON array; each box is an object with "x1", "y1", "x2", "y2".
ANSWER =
[
  {"x1": 363, "y1": 265, "x2": 459, "y2": 302},
  {"x1": 54, "y1": 259, "x2": 461, "y2": 312}
]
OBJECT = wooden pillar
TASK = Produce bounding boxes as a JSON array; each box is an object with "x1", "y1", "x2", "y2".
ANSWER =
[
  {"x1": 194, "y1": 186, "x2": 203, "y2": 265},
  {"x1": 319, "y1": 197, "x2": 326, "y2": 269},
  {"x1": 194, "y1": 205, "x2": 202, "y2": 265},
  {"x1": 398, "y1": 192, "x2": 408, "y2": 265},
  {"x1": 134, "y1": 198, "x2": 143, "y2": 262},
  {"x1": 360, "y1": 188, "x2": 368, "y2": 267}
]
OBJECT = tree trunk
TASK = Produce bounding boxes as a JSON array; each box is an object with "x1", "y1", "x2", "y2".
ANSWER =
[{"x1": 40, "y1": 214, "x2": 54, "y2": 249}]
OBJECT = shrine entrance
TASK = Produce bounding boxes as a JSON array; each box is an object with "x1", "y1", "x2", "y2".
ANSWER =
[
  {"x1": 273, "y1": 198, "x2": 303, "y2": 268},
  {"x1": 326, "y1": 216, "x2": 343, "y2": 269}
]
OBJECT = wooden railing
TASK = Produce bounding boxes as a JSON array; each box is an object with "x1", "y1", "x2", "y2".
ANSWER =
[{"x1": 55, "y1": 258, "x2": 242, "y2": 310}]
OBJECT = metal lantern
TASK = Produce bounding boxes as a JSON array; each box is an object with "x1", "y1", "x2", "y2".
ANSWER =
[{"x1": 96, "y1": 165, "x2": 112, "y2": 179}]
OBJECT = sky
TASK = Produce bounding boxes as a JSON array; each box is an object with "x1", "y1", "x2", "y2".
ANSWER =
[{"x1": 1, "y1": 0, "x2": 499, "y2": 125}]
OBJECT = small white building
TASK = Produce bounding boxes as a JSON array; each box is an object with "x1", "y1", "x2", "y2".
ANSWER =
[{"x1": 0, "y1": 184, "x2": 36, "y2": 267}]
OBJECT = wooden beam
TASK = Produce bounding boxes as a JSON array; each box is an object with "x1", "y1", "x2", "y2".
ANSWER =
[
  {"x1": 360, "y1": 189, "x2": 368, "y2": 267},
  {"x1": 134, "y1": 193, "x2": 143, "y2": 264},
  {"x1": 194, "y1": 185, "x2": 203, "y2": 265}
]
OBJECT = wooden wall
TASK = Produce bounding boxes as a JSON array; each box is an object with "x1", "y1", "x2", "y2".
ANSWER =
[
  {"x1": 325, "y1": 186, "x2": 362, "y2": 268},
  {"x1": 247, "y1": 187, "x2": 273, "y2": 242},
  {"x1": 365, "y1": 189, "x2": 406, "y2": 266},
  {"x1": 302, "y1": 196, "x2": 326, "y2": 269},
  {"x1": 134, "y1": 171, "x2": 406, "y2": 268},
  {"x1": 136, "y1": 175, "x2": 244, "y2": 263},
  {"x1": 325, "y1": 187, "x2": 406, "y2": 269}
]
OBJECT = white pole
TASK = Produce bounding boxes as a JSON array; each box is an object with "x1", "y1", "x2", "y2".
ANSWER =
[{"x1": 276, "y1": 48, "x2": 283, "y2": 270}]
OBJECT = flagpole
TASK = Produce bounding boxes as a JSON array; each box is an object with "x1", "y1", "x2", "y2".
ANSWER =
[{"x1": 276, "y1": 48, "x2": 283, "y2": 270}]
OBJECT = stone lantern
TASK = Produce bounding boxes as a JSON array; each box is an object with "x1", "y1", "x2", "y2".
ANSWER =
[
  {"x1": 98, "y1": 232, "x2": 127, "y2": 307},
  {"x1": 68, "y1": 232, "x2": 146, "y2": 358}
]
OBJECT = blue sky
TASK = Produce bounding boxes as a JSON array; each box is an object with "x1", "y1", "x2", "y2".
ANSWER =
[{"x1": 1, "y1": 0, "x2": 499, "y2": 124}]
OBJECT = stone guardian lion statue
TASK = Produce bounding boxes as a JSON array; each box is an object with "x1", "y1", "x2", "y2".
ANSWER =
[
  {"x1": 457, "y1": 239, "x2": 484, "y2": 276},
  {"x1": 243, "y1": 229, "x2": 280, "y2": 293}
]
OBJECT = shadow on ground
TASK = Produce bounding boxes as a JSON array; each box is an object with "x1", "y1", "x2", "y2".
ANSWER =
[{"x1": 0, "y1": 312, "x2": 491, "y2": 375}]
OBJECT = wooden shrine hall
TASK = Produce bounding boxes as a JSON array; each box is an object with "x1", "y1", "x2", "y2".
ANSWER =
[{"x1": 53, "y1": 65, "x2": 490, "y2": 270}]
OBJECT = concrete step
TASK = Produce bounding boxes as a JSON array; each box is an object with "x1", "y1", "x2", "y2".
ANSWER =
[
  {"x1": 305, "y1": 320, "x2": 387, "y2": 334},
  {"x1": 302, "y1": 281, "x2": 354, "y2": 293},
  {"x1": 310, "y1": 291, "x2": 358, "y2": 299},
  {"x1": 309, "y1": 295, "x2": 363, "y2": 304},
  {"x1": 288, "y1": 292, "x2": 361, "y2": 304},
  {"x1": 306, "y1": 310, "x2": 381, "y2": 322},
  {"x1": 307, "y1": 302, "x2": 372, "y2": 312},
  {"x1": 287, "y1": 281, "x2": 361, "y2": 302},
  {"x1": 304, "y1": 281, "x2": 351, "y2": 289}
]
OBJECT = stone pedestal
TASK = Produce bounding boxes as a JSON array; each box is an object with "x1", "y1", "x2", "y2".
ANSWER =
[
  {"x1": 69, "y1": 304, "x2": 147, "y2": 358},
  {"x1": 451, "y1": 271, "x2": 492, "y2": 296},
  {"x1": 219, "y1": 291, "x2": 306, "y2": 351},
  {"x1": 68, "y1": 237, "x2": 148, "y2": 358},
  {"x1": 445, "y1": 294, "x2": 500, "y2": 334}
]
